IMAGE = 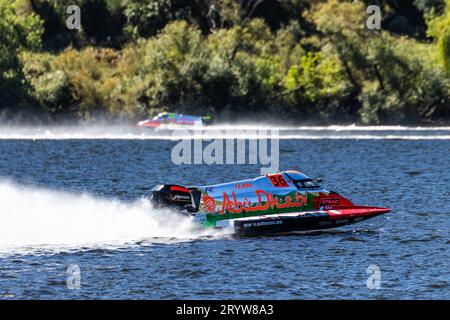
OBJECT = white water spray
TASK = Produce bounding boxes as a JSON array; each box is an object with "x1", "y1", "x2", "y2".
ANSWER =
[
  {"x1": 0, "y1": 125, "x2": 448, "y2": 140},
  {"x1": 0, "y1": 181, "x2": 220, "y2": 253}
]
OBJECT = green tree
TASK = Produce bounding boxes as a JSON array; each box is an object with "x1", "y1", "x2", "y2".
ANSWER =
[
  {"x1": 0, "y1": 0, "x2": 43, "y2": 115},
  {"x1": 123, "y1": 0, "x2": 211, "y2": 39},
  {"x1": 428, "y1": 0, "x2": 450, "y2": 73}
]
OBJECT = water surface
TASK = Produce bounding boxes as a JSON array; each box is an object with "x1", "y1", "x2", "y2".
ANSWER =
[{"x1": 0, "y1": 126, "x2": 448, "y2": 299}]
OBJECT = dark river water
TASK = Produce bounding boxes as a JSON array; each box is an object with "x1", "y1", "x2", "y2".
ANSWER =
[{"x1": 0, "y1": 126, "x2": 448, "y2": 299}]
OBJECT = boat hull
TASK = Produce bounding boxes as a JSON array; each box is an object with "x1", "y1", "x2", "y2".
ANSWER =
[{"x1": 228, "y1": 206, "x2": 390, "y2": 236}]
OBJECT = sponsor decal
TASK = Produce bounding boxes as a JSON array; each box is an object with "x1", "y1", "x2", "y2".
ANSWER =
[
  {"x1": 235, "y1": 182, "x2": 252, "y2": 189},
  {"x1": 243, "y1": 220, "x2": 283, "y2": 228},
  {"x1": 203, "y1": 195, "x2": 216, "y2": 213},
  {"x1": 320, "y1": 198, "x2": 340, "y2": 206},
  {"x1": 172, "y1": 194, "x2": 191, "y2": 201},
  {"x1": 218, "y1": 190, "x2": 307, "y2": 215}
]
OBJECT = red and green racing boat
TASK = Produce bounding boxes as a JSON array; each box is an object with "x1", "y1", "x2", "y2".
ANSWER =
[
  {"x1": 150, "y1": 170, "x2": 390, "y2": 236},
  {"x1": 138, "y1": 112, "x2": 212, "y2": 130}
]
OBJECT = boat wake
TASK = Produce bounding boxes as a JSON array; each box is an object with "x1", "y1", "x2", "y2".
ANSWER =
[
  {"x1": 0, "y1": 125, "x2": 449, "y2": 140},
  {"x1": 0, "y1": 181, "x2": 225, "y2": 254}
]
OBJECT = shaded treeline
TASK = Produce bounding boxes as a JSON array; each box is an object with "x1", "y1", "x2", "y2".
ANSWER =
[{"x1": 1, "y1": 0, "x2": 449, "y2": 124}]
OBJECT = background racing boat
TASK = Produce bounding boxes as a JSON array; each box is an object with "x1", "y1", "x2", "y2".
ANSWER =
[
  {"x1": 150, "y1": 171, "x2": 390, "y2": 236},
  {"x1": 138, "y1": 112, "x2": 212, "y2": 130}
]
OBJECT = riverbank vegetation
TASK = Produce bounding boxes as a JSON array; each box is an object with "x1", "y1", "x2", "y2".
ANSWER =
[{"x1": 1, "y1": 0, "x2": 449, "y2": 124}]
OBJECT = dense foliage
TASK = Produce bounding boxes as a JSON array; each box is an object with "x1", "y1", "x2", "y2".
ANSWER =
[{"x1": 1, "y1": 0, "x2": 449, "y2": 124}]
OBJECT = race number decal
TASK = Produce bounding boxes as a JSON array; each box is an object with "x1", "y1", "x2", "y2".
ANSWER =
[{"x1": 267, "y1": 174, "x2": 289, "y2": 187}]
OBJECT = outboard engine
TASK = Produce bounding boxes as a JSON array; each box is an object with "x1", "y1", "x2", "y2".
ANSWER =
[{"x1": 150, "y1": 185, "x2": 200, "y2": 214}]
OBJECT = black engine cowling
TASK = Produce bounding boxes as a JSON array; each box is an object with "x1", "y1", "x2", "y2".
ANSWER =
[{"x1": 150, "y1": 184, "x2": 200, "y2": 214}]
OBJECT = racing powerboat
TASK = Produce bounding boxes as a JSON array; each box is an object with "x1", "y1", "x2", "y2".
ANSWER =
[
  {"x1": 138, "y1": 112, "x2": 212, "y2": 130},
  {"x1": 150, "y1": 171, "x2": 390, "y2": 236}
]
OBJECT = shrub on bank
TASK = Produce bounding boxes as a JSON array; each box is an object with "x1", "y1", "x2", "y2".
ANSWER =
[{"x1": 12, "y1": 0, "x2": 450, "y2": 124}]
